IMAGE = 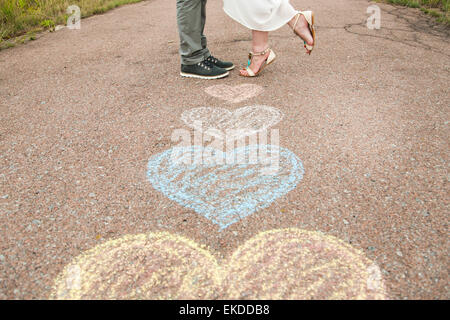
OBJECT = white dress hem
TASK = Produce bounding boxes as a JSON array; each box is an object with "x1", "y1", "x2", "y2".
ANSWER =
[{"x1": 223, "y1": 0, "x2": 298, "y2": 32}]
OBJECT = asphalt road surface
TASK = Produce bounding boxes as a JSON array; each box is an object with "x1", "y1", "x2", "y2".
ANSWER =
[{"x1": 0, "y1": 0, "x2": 449, "y2": 299}]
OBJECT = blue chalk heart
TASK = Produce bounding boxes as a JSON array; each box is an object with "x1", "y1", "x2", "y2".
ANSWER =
[{"x1": 147, "y1": 145, "x2": 304, "y2": 229}]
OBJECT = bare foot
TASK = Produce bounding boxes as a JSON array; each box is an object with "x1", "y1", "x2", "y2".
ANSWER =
[
  {"x1": 291, "y1": 14, "x2": 314, "y2": 53},
  {"x1": 239, "y1": 50, "x2": 271, "y2": 76}
]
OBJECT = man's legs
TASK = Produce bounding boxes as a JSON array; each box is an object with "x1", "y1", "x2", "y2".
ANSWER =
[
  {"x1": 200, "y1": 0, "x2": 211, "y2": 61},
  {"x1": 177, "y1": 0, "x2": 210, "y2": 65},
  {"x1": 176, "y1": 0, "x2": 232, "y2": 79}
]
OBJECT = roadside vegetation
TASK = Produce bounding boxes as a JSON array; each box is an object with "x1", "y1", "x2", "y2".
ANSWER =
[
  {"x1": 0, "y1": 0, "x2": 143, "y2": 49},
  {"x1": 376, "y1": 0, "x2": 449, "y2": 24}
]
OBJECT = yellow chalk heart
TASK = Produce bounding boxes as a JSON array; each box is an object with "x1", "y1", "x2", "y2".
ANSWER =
[{"x1": 50, "y1": 229, "x2": 387, "y2": 299}]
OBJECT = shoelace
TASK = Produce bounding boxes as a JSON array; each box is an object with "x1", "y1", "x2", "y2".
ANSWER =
[
  {"x1": 198, "y1": 60, "x2": 214, "y2": 70},
  {"x1": 207, "y1": 55, "x2": 219, "y2": 64}
]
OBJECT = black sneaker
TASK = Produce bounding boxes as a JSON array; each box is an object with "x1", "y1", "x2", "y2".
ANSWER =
[
  {"x1": 206, "y1": 55, "x2": 235, "y2": 71},
  {"x1": 180, "y1": 60, "x2": 229, "y2": 79}
]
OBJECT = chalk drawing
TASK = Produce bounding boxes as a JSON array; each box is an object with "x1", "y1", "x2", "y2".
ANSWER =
[
  {"x1": 50, "y1": 229, "x2": 387, "y2": 299},
  {"x1": 181, "y1": 105, "x2": 283, "y2": 141},
  {"x1": 147, "y1": 145, "x2": 304, "y2": 229},
  {"x1": 204, "y1": 84, "x2": 264, "y2": 103},
  {"x1": 224, "y1": 229, "x2": 387, "y2": 299}
]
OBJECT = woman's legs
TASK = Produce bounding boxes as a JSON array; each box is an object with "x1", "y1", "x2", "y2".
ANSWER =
[
  {"x1": 239, "y1": 30, "x2": 271, "y2": 76},
  {"x1": 252, "y1": 30, "x2": 269, "y2": 53},
  {"x1": 240, "y1": 8, "x2": 315, "y2": 76},
  {"x1": 288, "y1": 13, "x2": 314, "y2": 51}
]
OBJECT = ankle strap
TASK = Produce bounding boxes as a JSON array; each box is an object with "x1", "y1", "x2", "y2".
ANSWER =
[
  {"x1": 248, "y1": 47, "x2": 271, "y2": 60},
  {"x1": 292, "y1": 12, "x2": 301, "y2": 32}
]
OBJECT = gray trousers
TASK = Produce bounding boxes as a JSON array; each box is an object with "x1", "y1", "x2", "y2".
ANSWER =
[{"x1": 176, "y1": 0, "x2": 211, "y2": 65}]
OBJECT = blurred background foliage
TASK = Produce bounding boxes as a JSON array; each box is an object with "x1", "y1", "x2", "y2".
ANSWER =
[{"x1": 0, "y1": 0, "x2": 142, "y2": 43}]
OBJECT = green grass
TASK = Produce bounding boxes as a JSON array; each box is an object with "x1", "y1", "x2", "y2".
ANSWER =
[
  {"x1": 376, "y1": 0, "x2": 450, "y2": 24},
  {"x1": 0, "y1": 0, "x2": 144, "y2": 47}
]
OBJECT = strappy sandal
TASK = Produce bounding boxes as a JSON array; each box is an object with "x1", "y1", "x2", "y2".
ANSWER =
[
  {"x1": 292, "y1": 11, "x2": 316, "y2": 55},
  {"x1": 240, "y1": 47, "x2": 276, "y2": 77}
]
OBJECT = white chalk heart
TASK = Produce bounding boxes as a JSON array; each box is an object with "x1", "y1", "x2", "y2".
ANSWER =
[
  {"x1": 205, "y1": 84, "x2": 263, "y2": 103},
  {"x1": 181, "y1": 105, "x2": 283, "y2": 140}
]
